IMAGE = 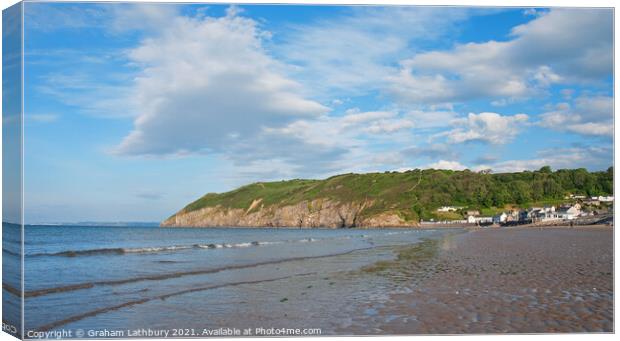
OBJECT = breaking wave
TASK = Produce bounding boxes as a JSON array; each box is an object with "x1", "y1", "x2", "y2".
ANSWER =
[{"x1": 27, "y1": 237, "x2": 330, "y2": 258}]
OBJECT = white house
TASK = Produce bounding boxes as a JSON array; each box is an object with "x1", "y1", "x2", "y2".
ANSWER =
[
  {"x1": 539, "y1": 204, "x2": 581, "y2": 221},
  {"x1": 468, "y1": 215, "x2": 493, "y2": 224},
  {"x1": 530, "y1": 206, "x2": 557, "y2": 222},
  {"x1": 437, "y1": 206, "x2": 461, "y2": 212},
  {"x1": 540, "y1": 211, "x2": 562, "y2": 221},
  {"x1": 493, "y1": 212, "x2": 508, "y2": 224},
  {"x1": 558, "y1": 204, "x2": 581, "y2": 220}
]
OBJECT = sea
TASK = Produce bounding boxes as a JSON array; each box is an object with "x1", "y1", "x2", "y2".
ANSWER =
[{"x1": 2, "y1": 223, "x2": 459, "y2": 337}]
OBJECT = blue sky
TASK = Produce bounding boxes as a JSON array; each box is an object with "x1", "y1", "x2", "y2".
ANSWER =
[{"x1": 14, "y1": 2, "x2": 613, "y2": 223}]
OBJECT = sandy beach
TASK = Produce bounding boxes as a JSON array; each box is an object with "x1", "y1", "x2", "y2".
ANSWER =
[
  {"x1": 351, "y1": 226, "x2": 614, "y2": 334},
  {"x1": 12, "y1": 225, "x2": 613, "y2": 335}
]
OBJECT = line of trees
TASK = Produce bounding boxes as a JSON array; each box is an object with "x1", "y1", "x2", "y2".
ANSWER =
[{"x1": 407, "y1": 166, "x2": 613, "y2": 218}]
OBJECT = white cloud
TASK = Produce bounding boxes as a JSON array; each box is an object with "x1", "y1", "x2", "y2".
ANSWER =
[
  {"x1": 371, "y1": 152, "x2": 404, "y2": 166},
  {"x1": 108, "y1": 3, "x2": 179, "y2": 33},
  {"x1": 30, "y1": 5, "x2": 611, "y2": 180},
  {"x1": 538, "y1": 95, "x2": 613, "y2": 137},
  {"x1": 488, "y1": 146, "x2": 612, "y2": 173},
  {"x1": 363, "y1": 119, "x2": 414, "y2": 134},
  {"x1": 441, "y1": 112, "x2": 529, "y2": 144},
  {"x1": 37, "y1": 71, "x2": 135, "y2": 118},
  {"x1": 278, "y1": 7, "x2": 472, "y2": 98},
  {"x1": 24, "y1": 3, "x2": 179, "y2": 34},
  {"x1": 253, "y1": 108, "x2": 417, "y2": 177},
  {"x1": 414, "y1": 145, "x2": 612, "y2": 173},
  {"x1": 339, "y1": 109, "x2": 414, "y2": 136},
  {"x1": 24, "y1": 3, "x2": 107, "y2": 31},
  {"x1": 405, "y1": 110, "x2": 459, "y2": 129},
  {"x1": 113, "y1": 11, "x2": 328, "y2": 156},
  {"x1": 389, "y1": 44, "x2": 531, "y2": 104},
  {"x1": 532, "y1": 65, "x2": 562, "y2": 87},
  {"x1": 389, "y1": 8, "x2": 612, "y2": 105},
  {"x1": 423, "y1": 160, "x2": 468, "y2": 171},
  {"x1": 564, "y1": 123, "x2": 613, "y2": 137},
  {"x1": 397, "y1": 144, "x2": 611, "y2": 174},
  {"x1": 522, "y1": 8, "x2": 543, "y2": 17},
  {"x1": 341, "y1": 109, "x2": 396, "y2": 124},
  {"x1": 574, "y1": 95, "x2": 614, "y2": 121}
]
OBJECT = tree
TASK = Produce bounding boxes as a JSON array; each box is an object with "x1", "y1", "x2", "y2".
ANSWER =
[
  {"x1": 511, "y1": 180, "x2": 532, "y2": 205},
  {"x1": 539, "y1": 165, "x2": 552, "y2": 174}
]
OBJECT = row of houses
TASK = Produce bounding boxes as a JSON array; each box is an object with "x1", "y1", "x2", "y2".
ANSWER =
[
  {"x1": 486, "y1": 203, "x2": 586, "y2": 224},
  {"x1": 436, "y1": 198, "x2": 612, "y2": 225},
  {"x1": 583, "y1": 196, "x2": 614, "y2": 206},
  {"x1": 565, "y1": 194, "x2": 614, "y2": 206},
  {"x1": 467, "y1": 215, "x2": 493, "y2": 224}
]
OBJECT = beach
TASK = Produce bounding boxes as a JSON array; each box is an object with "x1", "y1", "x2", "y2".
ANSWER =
[
  {"x1": 357, "y1": 226, "x2": 614, "y2": 334},
  {"x1": 13, "y1": 225, "x2": 453, "y2": 334},
  {"x1": 4, "y1": 224, "x2": 613, "y2": 336}
]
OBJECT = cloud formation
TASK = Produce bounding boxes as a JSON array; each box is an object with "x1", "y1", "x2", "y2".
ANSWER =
[
  {"x1": 441, "y1": 112, "x2": 529, "y2": 144},
  {"x1": 36, "y1": 5, "x2": 610, "y2": 180},
  {"x1": 249, "y1": 108, "x2": 416, "y2": 177},
  {"x1": 113, "y1": 11, "x2": 328, "y2": 156},
  {"x1": 279, "y1": 6, "x2": 472, "y2": 97},
  {"x1": 389, "y1": 8, "x2": 612, "y2": 105},
  {"x1": 424, "y1": 160, "x2": 468, "y2": 171},
  {"x1": 538, "y1": 95, "x2": 613, "y2": 137},
  {"x1": 482, "y1": 146, "x2": 612, "y2": 173}
]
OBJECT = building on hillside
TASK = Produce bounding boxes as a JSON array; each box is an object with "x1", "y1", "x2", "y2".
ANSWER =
[
  {"x1": 562, "y1": 203, "x2": 581, "y2": 210},
  {"x1": 583, "y1": 198, "x2": 601, "y2": 206},
  {"x1": 436, "y1": 206, "x2": 462, "y2": 212},
  {"x1": 466, "y1": 210, "x2": 480, "y2": 217}
]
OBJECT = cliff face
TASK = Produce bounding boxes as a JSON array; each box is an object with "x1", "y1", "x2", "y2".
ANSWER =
[{"x1": 161, "y1": 198, "x2": 418, "y2": 228}]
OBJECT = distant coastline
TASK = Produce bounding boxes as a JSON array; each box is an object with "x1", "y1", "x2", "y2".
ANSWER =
[{"x1": 25, "y1": 222, "x2": 160, "y2": 227}]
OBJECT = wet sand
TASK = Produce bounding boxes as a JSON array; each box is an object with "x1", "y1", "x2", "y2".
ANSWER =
[
  {"x1": 356, "y1": 227, "x2": 613, "y2": 334},
  {"x1": 30, "y1": 227, "x2": 612, "y2": 335}
]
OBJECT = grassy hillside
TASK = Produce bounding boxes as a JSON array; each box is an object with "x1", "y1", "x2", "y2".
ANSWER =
[{"x1": 178, "y1": 166, "x2": 613, "y2": 222}]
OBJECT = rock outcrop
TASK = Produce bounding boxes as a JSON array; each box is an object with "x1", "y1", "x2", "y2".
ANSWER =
[{"x1": 160, "y1": 198, "x2": 419, "y2": 228}]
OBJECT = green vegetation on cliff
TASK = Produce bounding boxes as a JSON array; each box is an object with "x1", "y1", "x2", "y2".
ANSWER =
[{"x1": 178, "y1": 166, "x2": 613, "y2": 222}]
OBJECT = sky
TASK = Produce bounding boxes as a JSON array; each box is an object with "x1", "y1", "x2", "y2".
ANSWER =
[{"x1": 10, "y1": 2, "x2": 614, "y2": 223}]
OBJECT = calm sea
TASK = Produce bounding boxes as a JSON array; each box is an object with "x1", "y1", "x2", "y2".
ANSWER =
[{"x1": 3, "y1": 223, "x2": 457, "y2": 336}]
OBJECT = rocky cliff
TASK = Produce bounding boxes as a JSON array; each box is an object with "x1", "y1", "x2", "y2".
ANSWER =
[{"x1": 161, "y1": 198, "x2": 418, "y2": 228}]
